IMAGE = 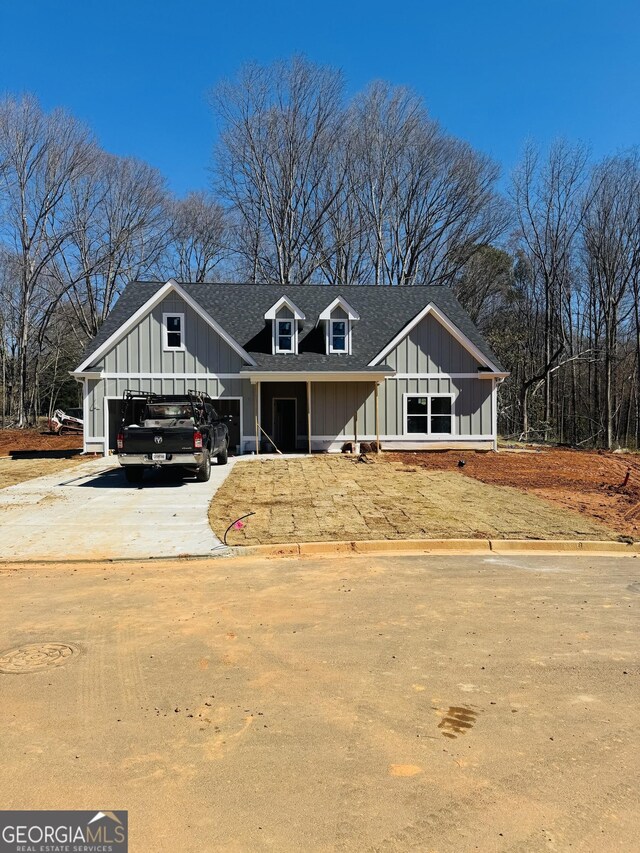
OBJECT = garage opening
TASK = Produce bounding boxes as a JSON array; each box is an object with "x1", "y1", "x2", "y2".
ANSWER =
[
  {"x1": 107, "y1": 397, "x2": 146, "y2": 451},
  {"x1": 214, "y1": 399, "x2": 241, "y2": 454}
]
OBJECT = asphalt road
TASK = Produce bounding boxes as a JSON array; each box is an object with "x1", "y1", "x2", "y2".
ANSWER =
[{"x1": 1, "y1": 553, "x2": 638, "y2": 852}]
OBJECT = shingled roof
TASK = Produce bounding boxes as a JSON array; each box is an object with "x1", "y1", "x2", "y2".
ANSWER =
[{"x1": 78, "y1": 281, "x2": 505, "y2": 373}]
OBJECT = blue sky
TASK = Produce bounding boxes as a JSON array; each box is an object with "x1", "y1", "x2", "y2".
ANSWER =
[{"x1": 1, "y1": 0, "x2": 638, "y2": 195}]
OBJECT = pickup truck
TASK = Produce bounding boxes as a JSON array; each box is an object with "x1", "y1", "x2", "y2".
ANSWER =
[{"x1": 116, "y1": 390, "x2": 229, "y2": 484}]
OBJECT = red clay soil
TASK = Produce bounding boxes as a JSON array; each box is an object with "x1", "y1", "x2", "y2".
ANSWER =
[
  {"x1": 0, "y1": 428, "x2": 82, "y2": 457},
  {"x1": 389, "y1": 447, "x2": 640, "y2": 541}
]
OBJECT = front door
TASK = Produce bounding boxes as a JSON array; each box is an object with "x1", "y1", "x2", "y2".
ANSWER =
[{"x1": 273, "y1": 398, "x2": 297, "y2": 451}]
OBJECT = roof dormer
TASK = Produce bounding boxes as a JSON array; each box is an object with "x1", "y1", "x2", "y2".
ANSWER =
[
  {"x1": 265, "y1": 296, "x2": 305, "y2": 355},
  {"x1": 318, "y1": 297, "x2": 360, "y2": 355}
]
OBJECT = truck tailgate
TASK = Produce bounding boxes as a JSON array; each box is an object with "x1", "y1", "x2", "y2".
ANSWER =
[{"x1": 122, "y1": 427, "x2": 195, "y2": 454}]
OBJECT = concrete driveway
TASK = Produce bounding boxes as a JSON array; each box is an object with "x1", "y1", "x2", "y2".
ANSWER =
[
  {"x1": 0, "y1": 455, "x2": 236, "y2": 560},
  {"x1": 0, "y1": 552, "x2": 638, "y2": 852}
]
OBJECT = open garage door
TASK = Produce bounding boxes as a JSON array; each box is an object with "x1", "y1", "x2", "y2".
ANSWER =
[
  {"x1": 215, "y1": 399, "x2": 241, "y2": 454},
  {"x1": 107, "y1": 397, "x2": 147, "y2": 451}
]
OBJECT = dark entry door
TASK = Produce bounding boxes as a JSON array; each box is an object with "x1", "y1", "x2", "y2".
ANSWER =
[{"x1": 273, "y1": 398, "x2": 296, "y2": 451}]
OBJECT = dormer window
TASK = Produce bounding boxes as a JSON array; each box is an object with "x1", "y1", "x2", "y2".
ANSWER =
[
  {"x1": 319, "y1": 296, "x2": 359, "y2": 355},
  {"x1": 330, "y1": 320, "x2": 347, "y2": 353},
  {"x1": 265, "y1": 296, "x2": 305, "y2": 355},
  {"x1": 275, "y1": 318, "x2": 294, "y2": 353},
  {"x1": 163, "y1": 313, "x2": 184, "y2": 351}
]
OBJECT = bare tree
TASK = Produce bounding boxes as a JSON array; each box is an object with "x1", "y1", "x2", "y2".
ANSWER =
[
  {"x1": 212, "y1": 56, "x2": 347, "y2": 284},
  {"x1": 50, "y1": 152, "x2": 169, "y2": 339},
  {"x1": 350, "y1": 82, "x2": 507, "y2": 286},
  {"x1": 510, "y1": 140, "x2": 592, "y2": 438},
  {"x1": 167, "y1": 191, "x2": 226, "y2": 282},
  {"x1": 582, "y1": 153, "x2": 640, "y2": 448},
  {"x1": 0, "y1": 95, "x2": 95, "y2": 425}
]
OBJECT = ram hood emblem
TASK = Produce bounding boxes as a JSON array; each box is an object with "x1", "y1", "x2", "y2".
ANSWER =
[{"x1": 154, "y1": 436, "x2": 163, "y2": 444}]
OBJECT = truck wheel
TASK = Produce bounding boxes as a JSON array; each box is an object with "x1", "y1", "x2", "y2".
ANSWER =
[
  {"x1": 216, "y1": 441, "x2": 228, "y2": 466},
  {"x1": 125, "y1": 467, "x2": 144, "y2": 484},
  {"x1": 196, "y1": 449, "x2": 211, "y2": 482}
]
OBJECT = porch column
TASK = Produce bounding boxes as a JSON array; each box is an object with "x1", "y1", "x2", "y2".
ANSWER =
[
  {"x1": 255, "y1": 381, "x2": 261, "y2": 455},
  {"x1": 307, "y1": 379, "x2": 312, "y2": 455},
  {"x1": 375, "y1": 381, "x2": 381, "y2": 453}
]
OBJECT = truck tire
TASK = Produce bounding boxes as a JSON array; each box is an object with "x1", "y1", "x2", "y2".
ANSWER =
[
  {"x1": 125, "y1": 466, "x2": 144, "y2": 484},
  {"x1": 196, "y1": 449, "x2": 211, "y2": 482},
  {"x1": 216, "y1": 440, "x2": 228, "y2": 466}
]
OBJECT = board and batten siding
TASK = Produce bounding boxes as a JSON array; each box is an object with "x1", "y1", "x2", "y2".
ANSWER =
[
  {"x1": 384, "y1": 312, "x2": 483, "y2": 374},
  {"x1": 310, "y1": 377, "x2": 493, "y2": 440},
  {"x1": 92, "y1": 296, "x2": 245, "y2": 375}
]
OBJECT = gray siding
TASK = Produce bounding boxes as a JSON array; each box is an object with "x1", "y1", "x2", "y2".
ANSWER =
[
  {"x1": 385, "y1": 313, "x2": 482, "y2": 373},
  {"x1": 311, "y1": 377, "x2": 493, "y2": 438},
  {"x1": 92, "y1": 295, "x2": 245, "y2": 374}
]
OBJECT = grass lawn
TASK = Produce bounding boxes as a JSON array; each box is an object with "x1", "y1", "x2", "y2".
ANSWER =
[{"x1": 209, "y1": 455, "x2": 618, "y2": 545}]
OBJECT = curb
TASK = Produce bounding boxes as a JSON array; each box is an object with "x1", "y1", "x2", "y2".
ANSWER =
[{"x1": 233, "y1": 538, "x2": 640, "y2": 559}]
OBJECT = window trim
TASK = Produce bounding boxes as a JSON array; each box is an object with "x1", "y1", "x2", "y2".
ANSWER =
[
  {"x1": 328, "y1": 318, "x2": 350, "y2": 354},
  {"x1": 163, "y1": 312, "x2": 185, "y2": 351},
  {"x1": 273, "y1": 317, "x2": 296, "y2": 354},
  {"x1": 403, "y1": 392, "x2": 456, "y2": 437}
]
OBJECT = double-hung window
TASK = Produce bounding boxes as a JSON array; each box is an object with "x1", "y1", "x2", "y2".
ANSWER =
[
  {"x1": 275, "y1": 318, "x2": 294, "y2": 353},
  {"x1": 330, "y1": 319, "x2": 348, "y2": 353},
  {"x1": 163, "y1": 313, "x2": 184, "y2": 351},
  {"x1": 405, "y1": 394, "x2": 454, "y2": 435}
]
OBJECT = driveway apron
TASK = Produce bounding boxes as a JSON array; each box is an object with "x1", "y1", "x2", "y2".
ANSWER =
[{"x1": 0, "y1": 456, "x2": 236, "y2": 561}]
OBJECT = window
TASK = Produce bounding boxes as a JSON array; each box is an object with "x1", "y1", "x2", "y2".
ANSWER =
[
  {"x1": 163, "y1": 313, "x2": 184, "y2": 350},
  {"x1": 330, "y1": 319, "x2": 348, "y2": 353},
  {"x1": 405, "y1": 394, "x2": 454, "y2": 435},
  {"x1": 275, "y1": 318, "x2": 294, "y2": 353}
]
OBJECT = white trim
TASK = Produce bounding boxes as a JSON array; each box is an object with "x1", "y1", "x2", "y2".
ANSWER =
[
  {"x1": 403, "y1": 392, "x2": 456, "y2": 438},
  {"x1": 309, "y1": 434, "x2": 494, "y2": 441},
  {"x1": 82, "y1": 378, "x2": 88, "y2": 454},
  {"x1": 368, "y1": 302, "x2": 501, "y2": 373},
  {"x1": 328, "y1": 318, "x2": 350, "y2": 354},
  {"x1": 245, "y1": 371, "x2": 391, "y2": 383},
  {"x1": 100, "y1": 372, "x2": 244, "y2": 380},
  {"x1": 264, "y1": 296, "x2": 305, "y2": 321},
  {"x1": 389, "y1": 372, "x2": 499, "y2": 380},
  {"x1": 492, "y1": 379, "x2": 498, "y2": 452},
  {"x1": 72, "y1": 370, "x2": 103, "y2": 380},
  {"x1": 162, "y1": 312, "x2": 185, "y2": 351},
  {"x1": 318, "y1": 296, "x2": 360, "y2": 321},
  {"x1": 273, "y1": 317, "x2": 297, "y2": 354},
  {"x1": 74, "y1": 279, "x2": 256, "y2": 373}
]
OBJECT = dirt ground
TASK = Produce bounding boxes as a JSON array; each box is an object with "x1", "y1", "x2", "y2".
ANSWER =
[
  {"x1": 0, "y1": 428, "x2": 86, "y2": 490},
  {"x1": 210, "y1": 455, "x2": 616, "y2": 546},
  {"x1": 0, "y1": 427, "x2": 83, "y2": 456},
  {"x1": 1, "y1": 553, "x2": 638, "y2": 852},
  {"x1": 388, "y1": 446, "x2": 639, "y2": 540}
]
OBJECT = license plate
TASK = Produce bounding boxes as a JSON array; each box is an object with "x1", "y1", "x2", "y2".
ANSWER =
[{"x1": 151, "y1": 453, "x2": 166, "y2": 461}]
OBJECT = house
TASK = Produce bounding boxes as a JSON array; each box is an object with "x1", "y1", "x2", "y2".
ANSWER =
[{"x1": 71, "y1": 279, "x2": 508, "y2": 456}]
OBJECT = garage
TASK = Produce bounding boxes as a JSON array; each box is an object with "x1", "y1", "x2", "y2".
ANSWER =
[{"x1": 214, "y1": 399, "x2": 241, "y2": 454}]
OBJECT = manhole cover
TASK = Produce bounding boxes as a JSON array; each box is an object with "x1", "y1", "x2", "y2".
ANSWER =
[{"x1": 0, "y1": 642, "x2": 79, "y2": 674}]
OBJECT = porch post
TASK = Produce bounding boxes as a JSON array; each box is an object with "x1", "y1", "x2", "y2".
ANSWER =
[
  {"x1": 375, "y1": 381, "x2": 381, "y2": 453},
  {"x1": 255, "y1": 381, "x2": 261, "y2": 455},
  {"x1": 307, "y1": 379, "x2": 312, "y2": 455}
]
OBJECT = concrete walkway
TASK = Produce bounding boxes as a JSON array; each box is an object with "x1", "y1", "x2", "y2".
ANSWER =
[{"x1": 0, "y1": 456, "x2": 236, "y2": 561}]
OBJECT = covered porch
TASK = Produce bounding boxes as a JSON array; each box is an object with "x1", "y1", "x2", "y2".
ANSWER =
[{"x1": 244, "y1": 370, "x2": 391, "y2": 455}]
